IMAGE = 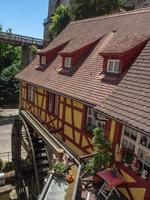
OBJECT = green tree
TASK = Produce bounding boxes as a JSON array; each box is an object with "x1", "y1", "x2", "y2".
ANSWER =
[
  {"x1": 85, "y1": 127, "x2": 112, "y2": 174},
  {"x1": 0, "y1": 63, "x2": 20, "y2": 103},
  {"x1": 0, "y1": 26, "x2": 21, "y2": 105},
  {"x1": 0, "y1": 24, "x2": 2, "y2": 32},
  {"x1": 49, "y1": 4, "x2": 71, "y2": 38},
  {"x1": 70, "y1": 0, "x2": 124, "y2": 20},
  {"x1": 0, "y1": 44, "x2": 21, "y2": 72}
]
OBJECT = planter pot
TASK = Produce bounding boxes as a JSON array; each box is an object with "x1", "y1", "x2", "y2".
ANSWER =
[
  {"x1": 92, "y1": 175, "x2": 102, "y2": 184},
  {"x1": 111, "y1": 169, "x2": 117, "y2": 177},
  {"x1": 53, "y1": 172, "x2": 65, "y2": 178}
]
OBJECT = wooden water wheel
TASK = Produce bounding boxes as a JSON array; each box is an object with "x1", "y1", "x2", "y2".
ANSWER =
[{"x1": 12, "y1": 115, "x2": 50, "y2": 200}]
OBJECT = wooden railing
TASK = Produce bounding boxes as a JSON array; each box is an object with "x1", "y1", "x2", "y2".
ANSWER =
[{"x1": 0, "y1": 31, "x2": 44, "y2": 47}]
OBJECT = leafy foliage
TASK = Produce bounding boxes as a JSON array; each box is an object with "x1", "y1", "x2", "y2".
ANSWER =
[
  {"x1": 49, "y1": 1, "x2": 126, "y2": 40},
  {"x1": 70, "y1": 0, "x2": 124, "y2": 20},
  {"x1": 0, "y1": 160, "x2": 14, "y2": 173},
  {"x1": 49, "y1": 4, "x2": 71, "y2": 38},
  {"x1": 0, "y1": 159, "x2": 4, "y2": 172},
  {"x1": 0, "y1": 44, "x2": 21, "y2": 73},
  {"x1": 85, "y1": 127, "x2": 112, "y2": 174},
  {"x1": 2, "y1": 161, "x2": 14, "y2": 173},
  {"x1": 0, "y1": 63, "x2": 20, "y2": 104},
  {"x1": 30, "y1": 45, "x2": 38, "y2": 56},
  {"x1": 1, "y1": 63, "x2": 20, "y2": 81},
  {"x1": 92, "y1": 127, "x2": 111, "y2": 150},
  {"x1": 0, "y1": 26, "x2": 21, "y2": 105},
  {"x1": 53, "y1": 161, "x2": 68, "y2": 174}
]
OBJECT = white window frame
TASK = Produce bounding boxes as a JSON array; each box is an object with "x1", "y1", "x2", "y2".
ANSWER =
[
  {"x1": 28, "y1": 85, "x2": 35, "y2": 103},
  {"x1": 121, "y1": 126, "x2": 150, "y2": 172},
  {"x1": 86, "y1": 108, "x2": 106, "y2": 132},
  {"x1": 64, "y1": 57, "x2": 72, "y2": 68},
  {"x1": 41, "y1": 56, "x2": 46, "y2": 65},
  {"x1": 107, "y1": 59, "x2": 120, "y2": 73}
]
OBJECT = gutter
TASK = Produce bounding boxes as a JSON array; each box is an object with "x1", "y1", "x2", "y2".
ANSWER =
[
  {"x1": 94, "y1": 106, "x2": 150, "y2": 137},
  {"x1": 16, "y1": 79, "x2": 96, "y2": 107}
]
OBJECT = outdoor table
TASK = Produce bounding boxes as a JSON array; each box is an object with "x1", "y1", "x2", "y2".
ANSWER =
[{"x1": 96, "y1": 169, "x2": 125, "y2": 200}]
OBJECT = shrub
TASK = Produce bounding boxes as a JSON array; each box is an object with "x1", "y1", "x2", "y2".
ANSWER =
[
  {"x1": 0, "y1": 159, "x2": 4, "y2": 172},
  {"x1": 2, "y1": 161, "x2": 14, "y2": 172}
]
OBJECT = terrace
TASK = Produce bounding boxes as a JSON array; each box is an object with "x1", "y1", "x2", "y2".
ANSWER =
[{"x1": 22, "y1": 111, "x2": 127, "y2": 200}]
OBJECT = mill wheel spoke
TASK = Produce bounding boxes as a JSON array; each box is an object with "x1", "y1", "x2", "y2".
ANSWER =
[{"x1": 12, "y1": 115, "x2": 50, "y2": 200}]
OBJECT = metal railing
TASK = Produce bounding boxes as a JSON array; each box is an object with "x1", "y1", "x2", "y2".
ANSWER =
[
  {"x1": 0, "y1": 152, "x2": 12, "y2": 162},
  {"x1": 0, "y1": 151, "x2": 27, "y2": 162},
  {"x1": 0, "y1": 31, "x2": 44, "y2": 47},
  {"x1": 21, "y1": 110, "x2": 81, "y2": 200}
]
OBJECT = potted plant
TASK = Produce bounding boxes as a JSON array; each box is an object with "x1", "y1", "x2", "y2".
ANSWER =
[
  {"x1": 53, "y1": 161, "x2": 68, "y2": 177},
  {"x1": 111, "y1": 165, "x2": 117, "y2": 177},
  {"x1": 85, "y1": 127, "x2": 112, "y2": 184}
]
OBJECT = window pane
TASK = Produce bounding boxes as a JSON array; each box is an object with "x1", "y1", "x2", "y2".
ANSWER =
[
  {"x1": 101, "y1": 123, "x2": 105, "y2": 132},
  {"x1": 128, "y1": 142, "x2": 135, "y2": 152},
  {"x1": 28, "y1": 85, "x2": 34, "y2": 103},
  {"x1": 108, "y1": 61, "x2": 113, "y2": 71},
  {"x1": 130, "y1": 129, "x2": 137, "y2": 141},
  {"x1": 41, "y1": 56, "x2": 46, "y2": 65},
  {"x1": 88, "y1": 108, "x2": 94, "y2": 116},
  {"x1": 54, "y1": 95, "x2": 59, "y2": 115},
  {"x1": 65, "y1": 57, "x2": 71, "y2": 68},
  {"x1": 88, "y1": 117, "x2": 94, "y2": 125},
  {"x1": 138, "y1": 148, "x2": 145, "y2": 161},
  {"x1": 140, "y1": 135, "x2": 148, "y2": 147},
  {"x1": 107, "y1": 60, "x2": 120, "y2": 73},
  {"x1": 114, "y1": 61, "x2": 119, "y2": 72},
  {"x1": 138, "y1": 154, "x2": 150, "y2": 176},
  {"x1": 95, "y1": 120, "x2": 105, "y2": 131},
  {"x1": 124, "y1": 126, "x2": 130, "y2": 137},
  {"x1": 145, "y1": 153, "x2": 150, "y2": 165},
  {"x1": 122, "y1": 138, "x2": 128, "y2": 149}
]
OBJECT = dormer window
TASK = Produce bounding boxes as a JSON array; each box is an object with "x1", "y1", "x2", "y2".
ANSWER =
[
  {"x1": 41, "y1": 56, "x2": 46, "y2": 65},
  {"x1": 107, "y1": 59, "x2": 120, "y2": 74},
  {"x1": 64, "y1": 57, "x2": 72, "y2": 68}
]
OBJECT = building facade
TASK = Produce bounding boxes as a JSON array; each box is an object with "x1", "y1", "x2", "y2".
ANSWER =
[
  {"x1": 16, "y1": 8, "x2": 150, "y2": 200},
  {"x1": 43, "y1": 0, "x2": 69, "y2": 41}
]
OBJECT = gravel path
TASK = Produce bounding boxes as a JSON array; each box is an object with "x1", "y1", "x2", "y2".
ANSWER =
[{"x1": 0, "y1": 108, "x2": 18, "y2": 161}]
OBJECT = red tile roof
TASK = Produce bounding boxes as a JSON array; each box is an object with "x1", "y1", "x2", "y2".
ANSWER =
[
  {"x1": 17, "y1": 38, "x2": 116, "y2": 105},
  {"x1": 16, "y1": 8, "x2": 150, "y2": 133},
  {"x1": 96, "y1": 41, "x2": 150, "y2": 134},
  {"x1": 59, "y1": 36, "x2": 102, "y2": 54},
  {"x1": 100, "y1": 33, "x2": 150, "y2": 54}
]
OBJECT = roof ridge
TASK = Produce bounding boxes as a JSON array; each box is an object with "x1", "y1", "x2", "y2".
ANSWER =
[{"x1": 70, "y1": 7, "x2": 150, "y2": 25}]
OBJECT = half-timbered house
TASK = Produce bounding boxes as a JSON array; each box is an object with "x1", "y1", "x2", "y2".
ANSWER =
[{"x1": 15, "y1": 8, "x2": 150, "y2": 200}]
